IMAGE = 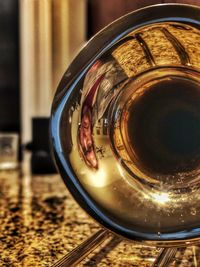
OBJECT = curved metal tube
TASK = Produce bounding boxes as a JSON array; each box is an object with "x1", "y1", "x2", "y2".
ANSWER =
[
  {"x1": 52, "y1": 229, "x2": 109, "y2": 267},
  {"x1": 52, "y1": 229, "x2": 178, "y2": 267}
]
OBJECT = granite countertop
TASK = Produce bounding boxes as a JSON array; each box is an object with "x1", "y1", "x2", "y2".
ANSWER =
[{"x1": 0, "y1": 166, "x2": 199, "y2": 266}]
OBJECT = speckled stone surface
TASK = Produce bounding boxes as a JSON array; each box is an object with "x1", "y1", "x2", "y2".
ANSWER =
[{"x1": 0, "y1": 167, "x2": 199, "y2": 266}]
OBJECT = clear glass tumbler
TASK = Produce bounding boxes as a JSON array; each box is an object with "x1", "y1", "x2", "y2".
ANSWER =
[{"x1": 0, "y1": 133, "x2": 19, "y2": 170}]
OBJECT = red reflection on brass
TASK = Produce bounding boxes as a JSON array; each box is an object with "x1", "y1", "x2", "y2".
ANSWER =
[{"x1": 78, "y1": 72, "x2": 105, "y2": 169}]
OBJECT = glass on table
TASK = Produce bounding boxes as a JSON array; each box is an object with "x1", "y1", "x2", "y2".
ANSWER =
[{"x1": 0, "y1": 133, "x2": 19, "y2": 170}]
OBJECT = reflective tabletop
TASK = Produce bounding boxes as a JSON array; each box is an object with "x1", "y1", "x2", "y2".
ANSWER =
[{"x1": 0, "y1": 161, "x2": 200, "y2": 266}]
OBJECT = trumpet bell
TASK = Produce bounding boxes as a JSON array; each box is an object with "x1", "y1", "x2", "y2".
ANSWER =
[{"x1": 51, "y1": 4, "x2": 200, "y2": 246}]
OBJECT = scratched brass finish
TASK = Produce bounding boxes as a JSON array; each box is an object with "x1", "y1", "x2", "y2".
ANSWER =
[{"x1": 51, "y1": 4, "x2": 200, "y2": 246}]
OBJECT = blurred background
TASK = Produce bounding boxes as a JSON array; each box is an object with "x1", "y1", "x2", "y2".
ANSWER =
[{"x1": 0, "y1": 0, "x2": 199, "y2": 172}]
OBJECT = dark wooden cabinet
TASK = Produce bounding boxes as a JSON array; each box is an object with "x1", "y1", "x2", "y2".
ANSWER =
[
  {"x1": 0, "y1": 0, "x2": 20, "y2": 133},
  {"x1": 87, "y1": 0, "x2": 161, "y2": 37},
  {"x1": 88, "y1": 0, "x2": 200, "y2": 37}
]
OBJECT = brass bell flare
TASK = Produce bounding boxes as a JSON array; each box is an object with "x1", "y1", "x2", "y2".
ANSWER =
[{"x1": 51, "y1": 4, "x2": 200, "y2": 246}]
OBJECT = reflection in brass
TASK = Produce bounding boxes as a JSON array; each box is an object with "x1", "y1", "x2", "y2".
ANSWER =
[{"x1": 51, "y1": 5, "x2": 200, "y2": 247}]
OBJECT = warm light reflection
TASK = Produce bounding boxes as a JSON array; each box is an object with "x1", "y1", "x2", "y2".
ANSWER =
[
  {"x1": 86, "y1": 167, "x2": 107, "y2": 188},
  {"x1": 152, "y1": 192, "x2": 169, "y2": 204}
]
